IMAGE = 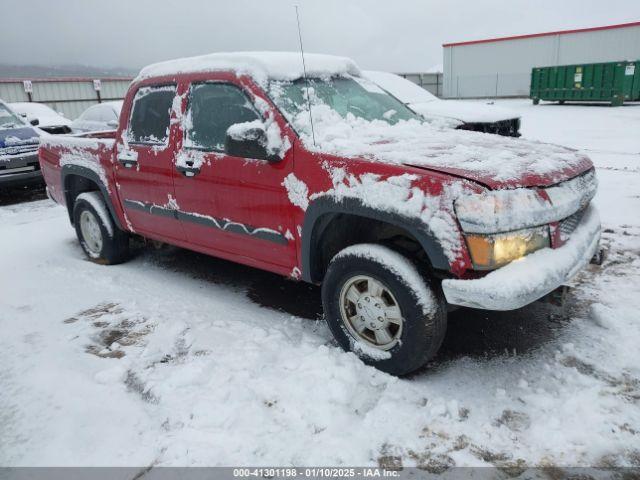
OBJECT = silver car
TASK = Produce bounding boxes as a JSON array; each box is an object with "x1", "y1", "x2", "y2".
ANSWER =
[{"x1": 71, "y1": 101, "x2": 123, "y2": 133}]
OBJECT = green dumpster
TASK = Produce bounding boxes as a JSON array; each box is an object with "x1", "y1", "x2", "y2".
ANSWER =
[{"x1": 530, "y1": 60, "x2": 640, "y2": 106}]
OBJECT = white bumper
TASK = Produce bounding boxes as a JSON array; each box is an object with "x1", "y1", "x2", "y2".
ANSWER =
[{"x1": 442, "y1": 206, "x2": 601, "y2": 310}]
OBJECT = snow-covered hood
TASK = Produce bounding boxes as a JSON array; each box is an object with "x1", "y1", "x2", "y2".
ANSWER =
[
  {"x1": 33, "y1": 115, "x2": 72, "y2": 128},
  {"x1": 0, "y1": 126, "x2": 40, "y2": 149},
  {"x1": 409, "y1": 100, "x2": 520, "y2": 124},
  {"x1": 298, "y1": 108, "x2": 591, "y2": 190},
  {"x1": 376, "y1": 133, "x2": 592, "y2": 190}
]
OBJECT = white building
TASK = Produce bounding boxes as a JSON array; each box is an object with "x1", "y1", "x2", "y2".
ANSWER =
[{"x1": 443, "y1": 21, "x2": 640, "y2": 98}]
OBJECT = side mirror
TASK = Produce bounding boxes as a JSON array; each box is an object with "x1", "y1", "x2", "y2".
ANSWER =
[
  {"x1": 106, "y1": 120, "x2": 119, "y2": 129},
  {"x1": 29, "y1": 118, "x2": 40, "y2": 126},
  {"x1": 225, "y1": 122, "x2": 280, "y2": 162}
]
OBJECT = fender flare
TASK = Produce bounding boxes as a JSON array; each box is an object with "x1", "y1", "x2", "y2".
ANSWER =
[
  {"x1": 300, "y1": 196, "x2": 451, "y2": 283},
  {"x1": 61, "y1": 164, "x2": 124, "y2": 230}
]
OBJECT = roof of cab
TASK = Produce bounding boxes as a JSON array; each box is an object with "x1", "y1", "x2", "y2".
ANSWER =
[{"x1": 135, "y1": 51, "x2": 361, "y2": 85}]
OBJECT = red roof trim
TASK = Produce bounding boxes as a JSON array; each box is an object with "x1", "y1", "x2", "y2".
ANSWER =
[
  {"x1": 0, "y1": 77, "x2": 133, "y2": 84},
  {"x1": 443, "y1": 21, "x2": 640, "y2": 47}
]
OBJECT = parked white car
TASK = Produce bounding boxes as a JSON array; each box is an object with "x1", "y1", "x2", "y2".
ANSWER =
[
  {"x1": 363, "y1": 70, "x2": 521, "y2": 137},
  {"x1": 70, "y1": 101, "x2": 123, "y2": 133},
  {"x1": 9, "y1": 102, "x2": 72, "y2": 135}
]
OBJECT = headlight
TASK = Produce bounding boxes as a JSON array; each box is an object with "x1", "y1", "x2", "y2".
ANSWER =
[
  {"x1": 465, "y1": 226, "x2": 550, "y2": 270},
  {"x1": 455, "y1": 189, "x2": 548, "y2": 234},
  {"x1": 454, "y1": 170, "x2": 597, "y2": 234}
]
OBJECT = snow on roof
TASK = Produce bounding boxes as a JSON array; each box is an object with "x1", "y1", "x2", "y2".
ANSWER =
[{"x1": 136, "y1": 51, "x2": 361, "y2": 85}]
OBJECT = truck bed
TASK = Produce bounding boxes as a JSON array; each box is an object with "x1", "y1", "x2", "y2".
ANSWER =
[{"x1": 39, "y1": 131, "x2": 118, "y2": 207}]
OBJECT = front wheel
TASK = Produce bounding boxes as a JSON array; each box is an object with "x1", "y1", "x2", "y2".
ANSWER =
[
  {"x1": 322, "y1": 244, "x2": 447, "y2": 376},
  {"x1": 73, "y1": 192, "x2": 130, "y2": 265}
]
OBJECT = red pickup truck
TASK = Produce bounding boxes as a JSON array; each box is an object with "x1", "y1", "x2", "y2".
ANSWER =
[{"x1": 39, "y1": 52, "x2": 601, "y2": 375}]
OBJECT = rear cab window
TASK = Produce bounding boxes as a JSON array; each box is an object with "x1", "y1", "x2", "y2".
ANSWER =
[{"x1": 127, "y1": 85, "x2": 176, "y2": 145}]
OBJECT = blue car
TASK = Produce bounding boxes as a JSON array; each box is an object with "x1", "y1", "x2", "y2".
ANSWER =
[{"x1": 0, "y1": 100, "x2": 42, "y2": 188}]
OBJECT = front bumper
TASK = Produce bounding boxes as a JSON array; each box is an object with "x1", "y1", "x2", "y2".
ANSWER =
[
  {"x1": 0, "y1": 152, "x2": 42, "y2": 187},
  {"x1": 442, "y1": 206, "x2": 601, "y2": 310}
]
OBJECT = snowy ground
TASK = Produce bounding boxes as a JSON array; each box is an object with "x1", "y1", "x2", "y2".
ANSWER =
[{"x1": 1, "y1": 100, "x2": 639, "y2": 469}]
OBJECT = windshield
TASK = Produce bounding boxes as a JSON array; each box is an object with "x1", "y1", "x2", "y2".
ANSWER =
[
  {"x1": 269, "y1": 75, "x2": 422, "y2": 128},
  {"x1": 363, "y1": 71, "x2": 438, "y2": 104},
  {"x1": 0, "y1": 103, "x2": 26, "y2": 129}
]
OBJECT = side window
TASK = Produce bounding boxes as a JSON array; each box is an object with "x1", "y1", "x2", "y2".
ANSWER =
[
  {"x1": 128, "y1": 85, "x2": 176, "y2": 144},
  {"x1": 185, "y1": 83, "x2": 261, "y2": 152}
]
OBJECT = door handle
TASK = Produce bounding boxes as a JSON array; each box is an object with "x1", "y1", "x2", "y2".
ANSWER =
[
  {"x1": 117, "y1": 150, "x2": 138, "y2": 169},
  {"x1": 176, "y1": 164, "x2": 201, "y2": 177},
  {"x1": 176, "y1": 159, "x2": 201, "y2": 177}
]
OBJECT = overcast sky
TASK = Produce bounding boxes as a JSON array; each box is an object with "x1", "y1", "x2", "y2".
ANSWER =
[{"x1": 4, "y1": 0, "x2": 639, "y2": 72}]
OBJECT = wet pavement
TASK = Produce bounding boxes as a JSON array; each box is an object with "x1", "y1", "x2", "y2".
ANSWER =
[
  {"x1": 0, "y1": 184, "x2": 47, "y2": 206},
  {"x1": 146, "y1": 245, "x2": 573, "y2": 364}
]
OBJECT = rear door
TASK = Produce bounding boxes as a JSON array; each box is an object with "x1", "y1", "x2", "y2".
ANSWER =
[
  {"x1": 172, "y1": 79, "x2": 296, "y2": 272},
  {"x1": 114, "y1": 84, "x2": 185, "y2": 242}
]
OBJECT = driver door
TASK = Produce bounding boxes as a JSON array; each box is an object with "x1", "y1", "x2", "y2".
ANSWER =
[{"x1": 172, "y1": 79, "x2": 296, "y2": 272}]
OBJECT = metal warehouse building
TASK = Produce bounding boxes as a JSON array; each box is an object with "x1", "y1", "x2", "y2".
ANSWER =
[
  {"x1": 0, "y1": 77, "x2": 132, "y2": 119},
  {"x1": 443, "y1": 21, "x2": 640, "y2": 98}
]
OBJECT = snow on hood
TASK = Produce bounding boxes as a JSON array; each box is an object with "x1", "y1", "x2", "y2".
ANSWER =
[
  {"x1": 293, "y1": 106, "x2": 591, "y2": 190},
  {"x1": 136, "y1": 52, "x2": 361, "y2": 86},
  {"x1": 9, "y1": 102, "x2": 72, "y2": 128},
  {"x1": 0, "y1": 127, "x2": 40, "y2": 149},
  {"x1": 409, "y1": 100, "x2": 520, "y2": 124},
  {"x1": 362, "y1": 71, "x2": 519, "y2": 124}
]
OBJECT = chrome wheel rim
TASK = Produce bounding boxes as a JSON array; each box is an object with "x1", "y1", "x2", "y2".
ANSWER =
[
  {"x1": 80, "y1": 210, "x2": 103, "y2": 255},
  {"x1": 339, "y1": 275, "x2": 404, "y2": 350}
]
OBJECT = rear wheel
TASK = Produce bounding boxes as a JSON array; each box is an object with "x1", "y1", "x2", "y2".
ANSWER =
[
  {"x1": 322, "y1": 244, "x2": 447, "y2": 376},
  {"x1": 73, "y1": 192, "x2": 130, "y2": 264}
]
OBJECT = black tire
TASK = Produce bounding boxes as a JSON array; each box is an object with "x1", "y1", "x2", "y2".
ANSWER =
[
  {"x1": 73, "y1": 192, "x2": 130, "y2": 265},
  {"x1": 322, "y1": 243, "x2": 447, "y2": 376}
]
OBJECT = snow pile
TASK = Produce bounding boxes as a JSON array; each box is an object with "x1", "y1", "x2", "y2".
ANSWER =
[
  {"x1": 278, "y1": 98, "x2": 588, "y2": 184},
  {"x1": 136, "y1": 52, "x2": 361, "y2": 87}
]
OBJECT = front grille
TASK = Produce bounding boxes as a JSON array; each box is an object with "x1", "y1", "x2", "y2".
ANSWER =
[
  {"x1": 0, "y1": 144, "x2": 39, "y2": 156},
  {"x1": 559, "y1": 208, "x2": 586, "y2": 240},
  {"x1": 457, "y1": 118, "x2": 521, "y2": 137}
]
